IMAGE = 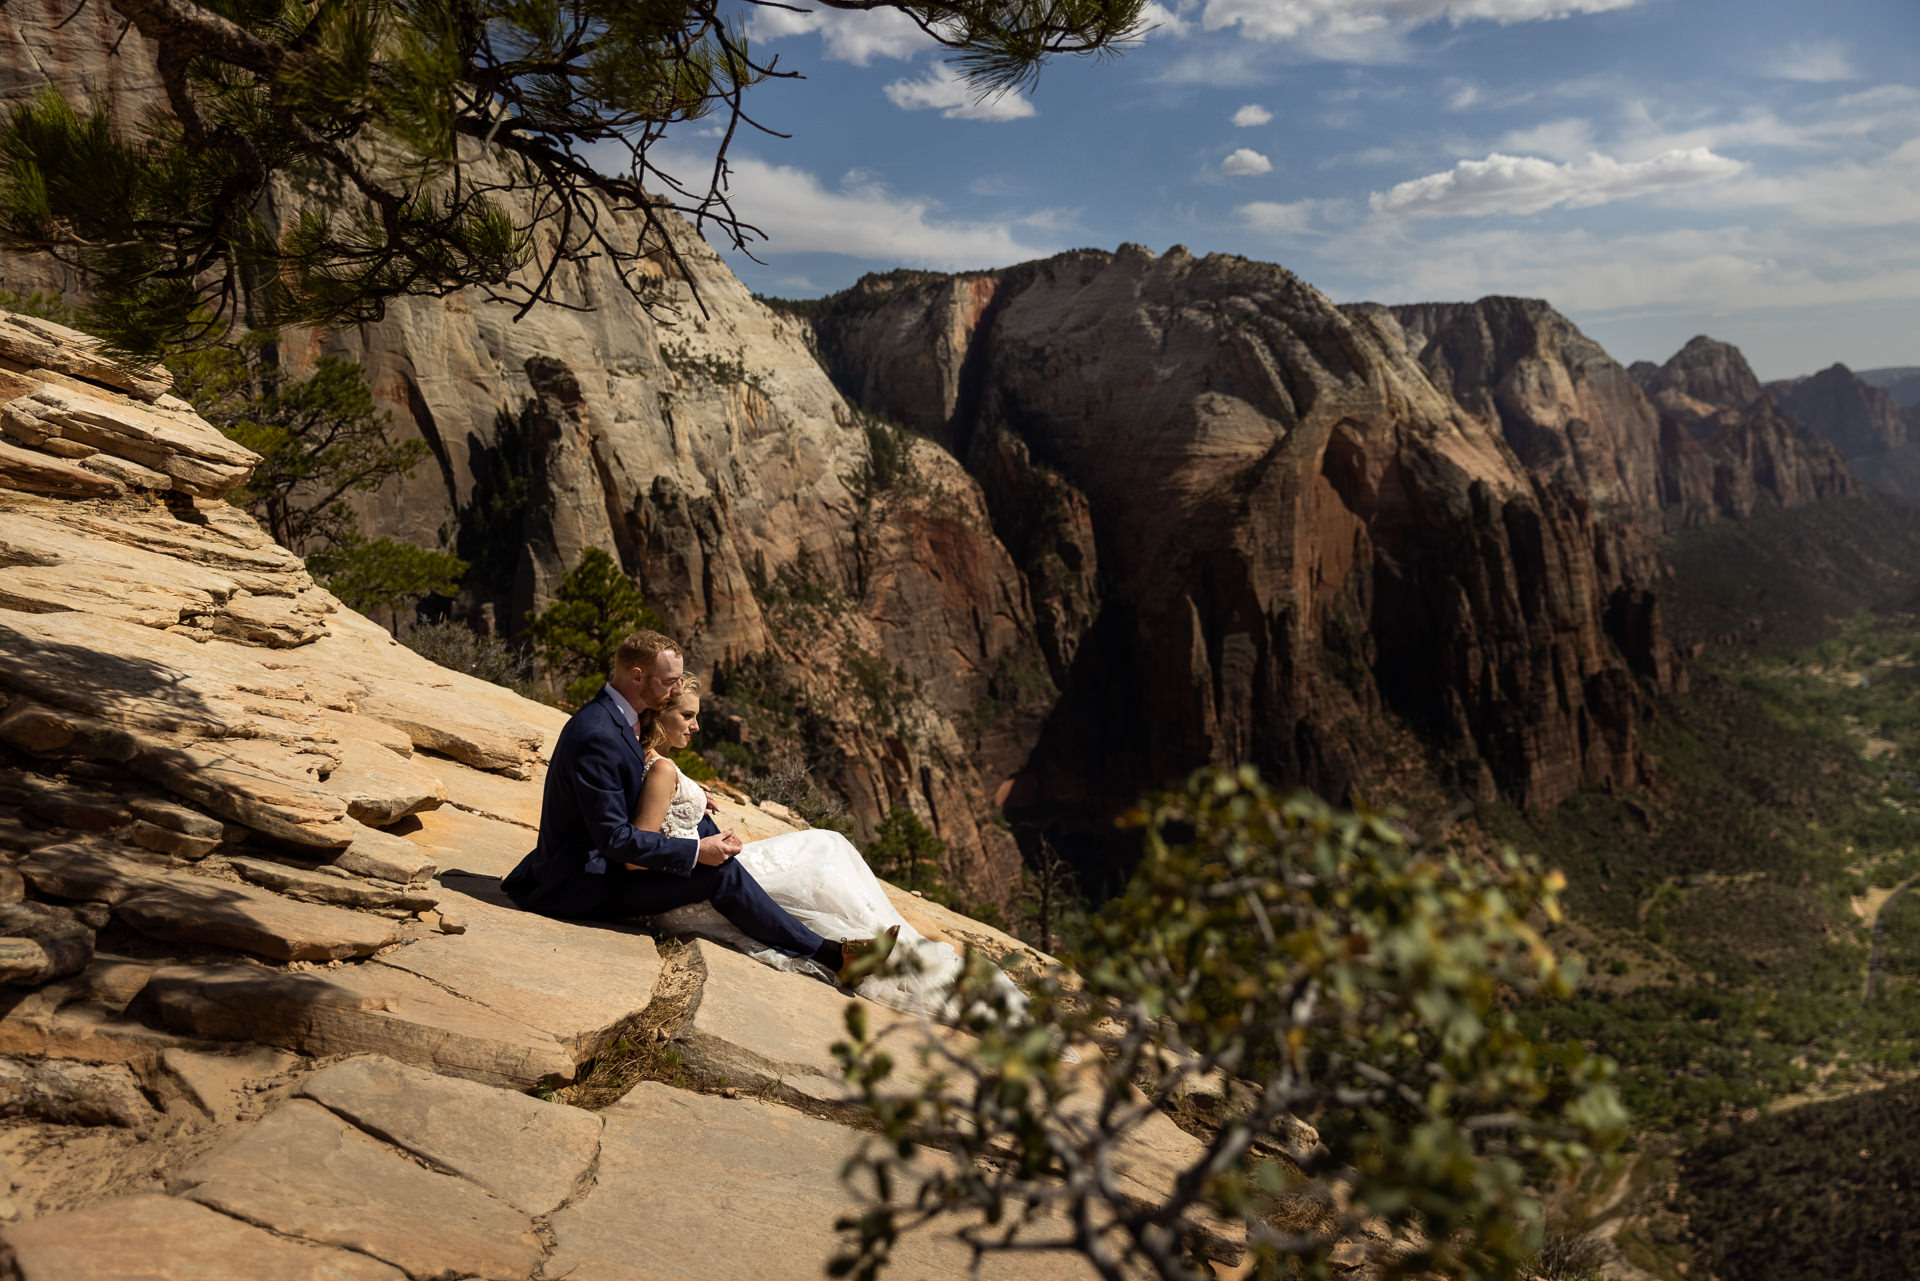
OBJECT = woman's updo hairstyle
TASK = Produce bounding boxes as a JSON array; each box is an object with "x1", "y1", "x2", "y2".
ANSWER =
[{"x1": 638, "y1": 674, "x2": 701, "y2": 757}]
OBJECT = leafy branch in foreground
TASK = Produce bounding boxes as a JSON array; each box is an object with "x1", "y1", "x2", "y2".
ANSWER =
[
  {"x1": 831, "y1": 768, "x2": 1625, "y2": 1281},
  {"x1": 0, "y1": 0, "x2": 1146, "y2": 357}
]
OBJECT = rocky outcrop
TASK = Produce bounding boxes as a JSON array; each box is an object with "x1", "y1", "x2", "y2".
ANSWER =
[
  {"x1": 1607, "y1": 334, "x2": 1855, "y2": 526},
  {"x1": 1655, "y1": 396, "x2": 1856, "y2": 524},
  {"x1": 1631, "y1": 335, "x2": 1765, "y2": 411},
  {"x1": 1780, "y1": 364, "x2": 1909, "y2": 458},
  {"x1": 0, "y1": 314, "x2": 1111, "y2": 1275},
  {"x1": 813, "y1": 251, "x2": 1677, "y2": 836},
  {"x1": 1773, "y1": 363, "x2": 1920, "y2": 502},
  {"x1": 1382, "y1": 297, "x2": 1664, "y2": 520}
]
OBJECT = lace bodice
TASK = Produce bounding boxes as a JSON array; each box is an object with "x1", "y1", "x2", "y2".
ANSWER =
[{"x1": 650, "y1": 756, "x2": 708, "y2": 840}]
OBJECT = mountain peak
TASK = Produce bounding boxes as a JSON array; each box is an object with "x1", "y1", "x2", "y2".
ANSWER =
[{"x1": 1635, "y1": 335, "x2": 1763, "y2": 411}]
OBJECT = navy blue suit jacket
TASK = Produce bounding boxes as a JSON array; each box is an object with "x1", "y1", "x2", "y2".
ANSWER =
[{"x1": 502, "y1": 687, "x2": 714, "y2": 917}]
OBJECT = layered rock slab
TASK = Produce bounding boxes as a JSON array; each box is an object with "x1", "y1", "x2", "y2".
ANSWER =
[
  {"x1": 391, "y1": 804, "x2": 532, "y2": 881},
  {"x1": 141, "y1": 962, "x2": 576, "y2": 1088},
  {"x1": 295, "y1": 1054, "x2": 601, "y2": 1217},
  {"x1": 171, "y1": 1099, "x2": 545, "y2": 1281},
  {"x1": 2, "y1": 1193, "x2": 406, "y2": 1281},
  {"x1": 669, "y1": 939, "x2": 1045, "y2": 1107},
  {"x1": 547, "y1": 1082, "x2": 1103, "y2": 1281},
  {"x1": 21, "y1": 841, "x2": 399, "y2": 961},
  {"x1": 374, "y1": 884, "x2": 662, "y2": 1059}
]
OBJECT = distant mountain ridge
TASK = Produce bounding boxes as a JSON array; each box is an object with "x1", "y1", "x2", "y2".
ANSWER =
[
  {"x1": 1720, "y1": 355, "x2": 1920, "y2": 507},
  {"x1": 0, "y1": 0, "x2": 1901, "y2": 886},
  {"x1": 804, "y1": 257, "x2": 1872, "y2": 850},
  {"x1": 1855, "y1": 366, "x2": 1920, "y2": 408}
]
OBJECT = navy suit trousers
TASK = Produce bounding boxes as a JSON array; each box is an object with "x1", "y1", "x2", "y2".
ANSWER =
[{"x1": 570, "y1": 859, "x2": 827, "y2": 959}]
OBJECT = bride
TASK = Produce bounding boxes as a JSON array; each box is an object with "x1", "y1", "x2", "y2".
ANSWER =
[{"x1": 633, "y1": 678, "x2": 1024, "y2": 1022}]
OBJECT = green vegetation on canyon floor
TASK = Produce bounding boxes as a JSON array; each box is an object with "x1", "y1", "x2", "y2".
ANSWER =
[
  {"x1": 1468, "y1": 567, "x2": 1920, "y2": 1279},
  {"x1": 1486, "y1": 609, "x2": 1920, "y2": 1134}
]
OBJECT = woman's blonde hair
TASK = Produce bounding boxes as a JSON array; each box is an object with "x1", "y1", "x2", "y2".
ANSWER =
[{"x1": 638, "y1": 674, "x2": 701, "y2": 756}]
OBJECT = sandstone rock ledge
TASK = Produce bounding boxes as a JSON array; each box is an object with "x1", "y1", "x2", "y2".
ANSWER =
[{"x1": 0, "y1": 314, "x2": 1136, "y2": 1279}]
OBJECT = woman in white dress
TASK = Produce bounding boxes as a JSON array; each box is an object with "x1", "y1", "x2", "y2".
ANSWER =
[{"x1": 633, "y1": 679, "x2": 1024, "y2": 1021}]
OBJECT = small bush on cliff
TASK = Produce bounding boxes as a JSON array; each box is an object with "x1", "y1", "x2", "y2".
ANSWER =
[
  {"x1": 172, "y1": 339, "x2": 466, "y2": 626},
  {"x1": 400, "y1": 620, "x2": 548, "y2": 702},
  {"x1": 866, "y1": 805, "x2": 949, "y2": 900},
  {"x1": 526, "y1": 548, "x2": 660, "y2": 707},
  {"x1": 173, "y1": 343, "x2": 428, "y2": 553},
  {"x1": 832, "y1": 768, "x2": 1624, "y2": 1281},
  {"x1": 309, "y1": 533, "x2": 467, "y2": 629}
]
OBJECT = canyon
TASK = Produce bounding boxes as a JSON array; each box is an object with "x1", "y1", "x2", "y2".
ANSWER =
[{"x1": 0, "y1": 0, "x2": 1901, "y2": 904}]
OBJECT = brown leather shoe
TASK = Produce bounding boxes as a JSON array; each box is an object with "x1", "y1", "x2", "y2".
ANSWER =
[{"x1": 837, "y1": 924, "x2": 901, "y2": 986}]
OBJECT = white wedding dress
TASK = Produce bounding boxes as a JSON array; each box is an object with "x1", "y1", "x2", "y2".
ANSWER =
[{"x1": 647, "y1": 761, "x2": 1026, "y2": 1021}]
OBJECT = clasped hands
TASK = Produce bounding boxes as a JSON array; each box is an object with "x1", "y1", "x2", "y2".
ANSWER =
[
  {"x1": 696, "y1": 829, "x2": 743, "y2": 865},
  {"x1": 624, "y1": 827, "x2": 741, "y2": 871}
]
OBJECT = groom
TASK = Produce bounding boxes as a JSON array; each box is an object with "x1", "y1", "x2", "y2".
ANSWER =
[{"x1": 502, "y1": 628, "x2": 869, "y2": 980}]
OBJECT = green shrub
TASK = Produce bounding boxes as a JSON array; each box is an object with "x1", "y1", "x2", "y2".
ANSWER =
[
  {"x1": 833, "y1": 769, "x2": 1624, "y2": 1281},
  {"x1": 400, "y1": 619, "x2": 547, "y2": 702}
]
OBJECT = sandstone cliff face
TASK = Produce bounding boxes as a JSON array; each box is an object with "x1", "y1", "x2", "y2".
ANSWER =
[
  {"x1": 813, "y1": 250, "x2": 1676, "y2": 836},
  {"x1": 0, "y1": 313, "x2": 1158, "y2": 1278},
  {"x1": 1654, "y1": 396, "x2": 1857, "y2": 524},
  {"x1": 0, "y1": 7, "x2": 1046, "y2": 903},
  {"x1": 1382, "y1": 297, "x2": 1664, "y2": 521},
  {"x1": 1780, "y1": 364, "x2": 1909, "y2": 458},
  {"x1": 1631, "y1": 335, "x2": 1765, "y2": 410},
  {"x1": 1773, "y1": 363, "x2": 1920, "y2": 503}
]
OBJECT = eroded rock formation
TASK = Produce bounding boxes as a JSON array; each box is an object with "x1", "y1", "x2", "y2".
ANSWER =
[
  {"x1": 1631, "y1": 335, "x2": 1765, "y2": 411},
  {"x1": 1780, "y1": 364, "x2": 1910, "y2": 459},
  {"x1": 810, "y1": 252, "x2": 1686, "y2": 843},
  {"x1": 0, "y1": 4, "x2": 1048, "y2": 904},
  {"x1": 0, "y1": 315, "x2": 1137, "y2": 1276},
  {"x1": 1771, "y1": 363, "x2": 1920, "y2": 501}
]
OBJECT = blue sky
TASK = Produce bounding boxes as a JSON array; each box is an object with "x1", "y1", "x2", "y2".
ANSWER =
[{"x1": 680, "y1": 0, "x2": 1919, "y2": 379}]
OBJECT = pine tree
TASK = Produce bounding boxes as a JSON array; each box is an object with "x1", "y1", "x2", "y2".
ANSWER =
[
  {"x1": 173, "y1": 342, "x2": 429, "y2": 553},
  {"x1": 866, "y1": 805, "x2": 949, "y2": 899},
  {"x1": 308, "y1": 534, "x2": 468, "y2": 632},
  {"x1": 171, "y1": 338, "x2": 465, "y2": 632},
  {"x1": 525, "y1": 548, "x2": 660, "y2": 706},
  {"x1": 0, "y1": 0, "x2": 1147, "y2": 357}
]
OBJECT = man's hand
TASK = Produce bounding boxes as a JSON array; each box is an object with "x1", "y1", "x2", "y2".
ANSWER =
[
  {"x1": 704, "y1": 793, "x2": 720, "y2": 815},
  {"x1": 696, "y1": 830, "x2": 743, "y2": 866}
]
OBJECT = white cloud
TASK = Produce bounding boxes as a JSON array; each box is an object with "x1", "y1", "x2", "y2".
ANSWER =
[
  {"x1": 1496, "y1": 117, "x2": 1595, "y2": 161},
  {"x1": 1327, "y1": 222, "x2": 1920, "y2": 324},
  {"x1": 708, "y1": 155, "x2": 1053, "y2": 267},
  {"x1": 1323, "y1": 143, "x2": 1427, "y2": 168},
  {"x1": 1371, "y1": 147, "x2": 1743, "y2": 217},
  {"x1": 1680, "y1": 138, "x2": 1920, "y2": 228},
  {"x1": 1446, "y1": 80, "x2": 1482, "y2": 110},
  {"x1": 1239, "y1": 199, "x2": 1331, "y2": 234},
  {"x1": 1233, "y1": 103, "x2": 1274, "y2": 127},
  {"x1": 1140, "y1": 1, "x2": 1192, "y2": 36},
  {"x1": 1152, "y1": 43, "x2": 1271, "y2": 85},
  {"x1": 1199, "y1": 0, "x2": 1641, "y2": 51},
  {"x1": 748, "y1": 6, "x2": 936, "y2": 65},
  {"x1": 884, "y1": 63, "x2": 1037, "y2": 121},
  {"x1": 1222, "y1": 148, "x2": 1275, "y2": 175},
  {"x1": 1765, "y1": 40, "x2": 1857, "y2": 83},
  {"x1": 1570, "y1": 87, "x2": 1920, "y2": 166},
  {"x1": 1013, "y1": 207, "x2": 1086, "y2": 233}
]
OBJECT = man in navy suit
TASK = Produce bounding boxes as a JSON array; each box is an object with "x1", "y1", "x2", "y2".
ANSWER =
[{"x1": 503, "y1": 629, "x2": 866, "y2": 979}]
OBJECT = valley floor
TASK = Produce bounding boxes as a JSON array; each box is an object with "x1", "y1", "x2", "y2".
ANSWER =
[{"x1": 1472, "y1": 502, "x2": 1920, "y2": 1281}]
